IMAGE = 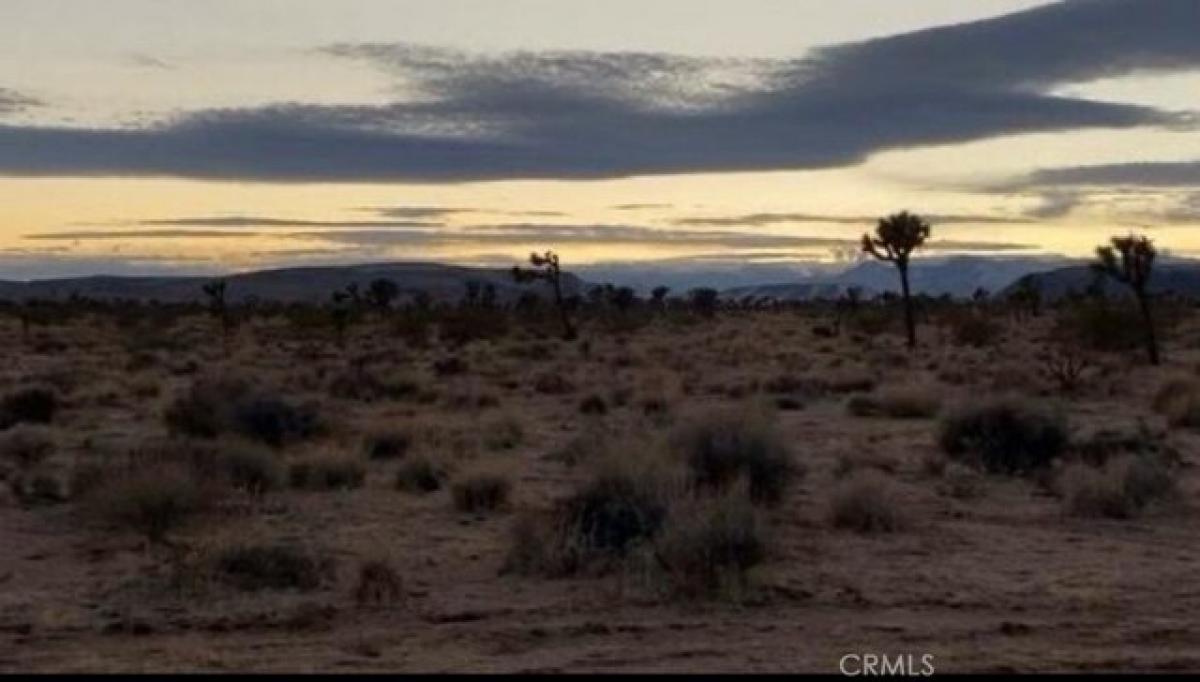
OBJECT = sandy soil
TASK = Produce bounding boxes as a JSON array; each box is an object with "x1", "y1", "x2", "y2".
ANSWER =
[{"x1": 2, "y1": 308, "x2": 1199, "y2": 673}]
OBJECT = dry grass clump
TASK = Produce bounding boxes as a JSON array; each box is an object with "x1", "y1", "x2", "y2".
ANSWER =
[
  {"x1": 481, "y1": 413, "x2": 524, "y2": 451},
  {"x1": 938, "y1": 398, "x2": 1068, "y2": 475},
  {"x1": 654, "y1": 493, "x2": 765, "y2": 598},
  {"x1": 87, "y1": 463, "x2": 214, "y2": 543},
  {"x1": 215, "y1": 543, "x2": 334, "y2": 591},
  {"x1": 670, "y1": 406, "x2": 799, "y2": 505},
  {"x1": 846, "y1": 384, "x2": 941, "y2": 419},
  {"x1": 828, "y1": 471, "x2": 907, "y2": 533},
  {"x1": 1060, "y1": 455, "x2": 1176, "y2": 520},
  {"x1": 394, "y1": 455, "x2": 444, "y2": 493},
  {"x1": 1151, "y1": 377, "x2": 1200, "y2": 429},
  {"x1": 451, "y1": 471, "x2": 511, "y2": 513},
  {"x1": 936, "y1": 462, "x2": 985, "y2": 500},
  {"x1": 219, "y1": 445, "x2": 284, "y2": 494},
  {"x1": 289, "y1": 455, "x2": 366, "y2": 491},
  {"x1": 0, "y1": 424, "x2": 55, "y2": 468},
  {"x1": 353, "y1": 558, "x2": 405, "y2": 607},
  {"x1": 164, "y1": 376, "x2": 323, "y2": 448},
  {"x1": 0, "y1": 386, "x2": 58, "y2": 428},
  {"x1": 363, "y1": 429, "x2": 411, "y2": 461}
]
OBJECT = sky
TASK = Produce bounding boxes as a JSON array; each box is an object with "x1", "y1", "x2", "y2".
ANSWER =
[{"x1": 0, "y1": 0, "x2": 1198, "y2": 281}]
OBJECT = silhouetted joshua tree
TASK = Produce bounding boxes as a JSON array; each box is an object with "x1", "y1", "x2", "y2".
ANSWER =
[
  {"x1": 512, "y1": 250, "x2": 576, "y2": 340},
  {"x1": 1093, "y1": 233, "x2": 1160, "y2": 365},
  {"x1": 861, "y1": 211, "x2": 931, "y2": 349},
  {"x1": 201, "y1": 279, "x2": 235, "y2": 345},
  {"x1": 365, "y1": 278, "x2": 399, "y2": 314}
]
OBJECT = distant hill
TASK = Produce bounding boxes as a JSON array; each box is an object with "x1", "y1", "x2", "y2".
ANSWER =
[
  {"x1": 722, "y1": 256, "x2": 1073, "y2": 301},
  {"x1": 0, "y1": 262, "x2": 585, "y2": 304},
  {"x1": 1003, "y1": 262, "x2": 1200, "y2": 301}
]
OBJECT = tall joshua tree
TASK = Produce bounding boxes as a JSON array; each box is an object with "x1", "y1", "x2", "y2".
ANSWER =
[
  {"x1": 201, "y1": 279, "x2": 234, "y2": 345},
  {"x1": 1093, "y1": 234, "x2": 1160, "y2": 365},
  {"x1": 512, "y1": 250, "x2": 576, "y2": 340},
  {"x1": 861, "y1": 211, "x2": 931, "y2": 349}
]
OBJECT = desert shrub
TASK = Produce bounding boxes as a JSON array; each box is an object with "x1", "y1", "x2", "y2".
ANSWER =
[
  {"x1": 938, "y1": 399, "x2": 1068, "y2": 475},
  {"x1": 936, "y1": 462, "x2": 985, "y2": 500},
  {"x1": 1061, "y1": 455, "x2": 1175, "y2": 519},
  {"x1": 394, "y1": 455, "x2": 444, "y2": 493},
  {"x1": 1052, "y1": 300, "x2": 1145, "y2": 354},
  {"x1": 216, "y1": 543, "x2": 333, "y2": 591},
  {"x1": 533, "y1": 371, "x2": 574, "y2": 395},
  {"x1": 0, "y1": 387, "x2": 58, "y2": 428},
  {"x1": 165, "y1": 377, "x2": 322, "y2": 448},
  {"x1": 327, "y1": 368, "x2": 419, "y2": 402},
  {"x1": 364, "y1": 430, "x2": 411, "y2": 461},
  {"x1": 289, "y1": 455, "x2": 366, "y2": 491},
  {"x1": 654, "y1": 494, "x2": 765, "y2": 598},
  {"x1": 220, "y1": 446, "x2": 283, "y2": 494},
  {"x1": 505, "y1": 449, "x2": 674, "y2": 576},
  {"x1": 482, "y1": 414, "x2": 524, "y2": 451},
  {"x1": 433, "y1": 356, "x2": 467, "y2": 377},
  {"x1": 817, "y1": 369, "x2": 877, "y2": 394},
  {"x1": 579, "y1": 394, "x2": 608, "y2": 415},
  {"x1": 0, "y1": 424, "x2": 54, "y2": 468},
  {"x1": 828, "y1": 471, "x2": 907, "y2": 533},
  {"x1": 1071, "y1": 423, "x2": 1177, "y2": 468},
  {"x1": 1152, "y1": 378, "x2": 1200, "y2": 429},
  {"x1": 670, "y1": 407, "x2": 797, "y2": 505},
  {"x1": 90, "y1": 465, "x2": 210, "y2": 543},
  {"x1": 451, "y1": 472, "x2": 511, "y2": 513},
  {"x1": 846, "y1": 385, "x2": 940, "y2": 419},
  {"x1": 950, "y1": 312, "x2": 1001, "y2": 348},
  {"x1": 353, "y1": 558, "x2": 404, "y2": 607}
]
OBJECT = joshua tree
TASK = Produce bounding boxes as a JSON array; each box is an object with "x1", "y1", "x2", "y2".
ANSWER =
[
  {"x1": 688, "y1": 287, "x2": 720, "y2": 318},
  {"x1": 1093, "y1": 234, "x2": 1160, "y2": 365},
  {"x1": 365, "y1": 278, "x2": 399, "y2": 314},
  {"x1": 861, "y1": 211, "x2": 931, "y2": 349},
  {"x1": 201, "y1": 279, "x2": 235, "y2": 344},
  {"x1": 651, "y1": 286, "x2": 671, "y2": 308},
  {"x1": 512, "y1": 250, "x2": 576, "y2": 340},
  {"x1": 1007, "y1": 276, "x2": 1042, "y2": 320}
]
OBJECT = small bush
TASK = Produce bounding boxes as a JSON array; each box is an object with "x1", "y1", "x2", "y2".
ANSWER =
[
  {"x1": 950, "y1": 313, "x2": 1001, "y2": 348},
  {"x1": 451, "y1": 472, "x2": 511, "y2": 513},
  {"x1": 364, "y1": 430, "x2": 411, "y2": 461},
  {"x1": 937, "y1": 462, "x2": 985, "y2": 500},
  {"x1": 939, "y1": 399, "x2": 1068, "y2": 475},
  {"x1": 0, "y1": 387, "x2": 58, "y2": 428},
  {"x1": 216, "y1": 543, "x2": 332, "y2": 591},
  {"x1": 353, "y1": 558, "x2": 404, "y2": 607},
  {"x1": 1060, "y1": 455, "x2": 1175, "y2": 520},
  {"x1": 289, "y1": 455, "x2": 366, "y2": 491},
  {"x1": 221, "y1": 446, "x2": 283, "y2": 494},
  {"x1": 670, "y1": 407, "x2": 798, "y2": 505},
  {"x1": 482, "y1": 414, "x2": 524, "y2": 451},
  {"x1": 0, "y1": 424, "x2": 55, "y2": 468},
  {"x1": 533, "y1": 372, "x2": 574, "y2": 395},
  {"x1": 394, "y1": 456, "x2": 444, "y2": 493},
  {"x1": 829, "y1": 471, "x2": 907, "y2": 533},
  {"x1": 654, "y1": 494, "x2": 765, "y2": 598},
  {"x1": 90, "y1": 465, "x2": 209, "y2": 543},
  {"x1": 165, "y1": 377, "x2": 322, "y2": 448},
  {"x1": 579, "y1": 395, "x2": 608, "y2": 416},
  {"x1": 847, "y1": 385, "x2": 941, "y2": 419},
  {"x1": 1152, "y1": 378, "x2": 1200, "y2": 429}
]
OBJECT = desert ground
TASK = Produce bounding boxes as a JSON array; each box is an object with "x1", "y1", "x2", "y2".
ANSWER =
[{"x1": 2, "y1": 295, "x2": 1199, "y2": 674}]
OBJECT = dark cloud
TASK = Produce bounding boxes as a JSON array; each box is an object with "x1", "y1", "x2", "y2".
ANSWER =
[
  {"x1": 1022, "y1": 190, "x2": 1083, "y2": 219},
  {"x1": 25, "y1": 229, "x2": 261, "y2": 241},
  {"x1": 136, "y1": 215, "x2": 442, "y2": 228},
  {"x1": 358, "y1": 206, "x2": 470, "y2": 218},
  {"x1": 0, "y1": 88, "x2": 40, "y2": 114},
  {"x1": 1024, "y1": 161, "x2": 1200, "y2": 188},
  {"x1": 0, "y1": 0, "x2": 1195, "y2": 181},
  {"x1": 612, "y1": 203, "x2": 674, "y2": 211},
  {"x1": 673, "y1": 212, "x2": 1036, "y2": 227}
]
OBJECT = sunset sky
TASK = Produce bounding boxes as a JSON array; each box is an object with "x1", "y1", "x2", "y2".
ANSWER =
[{"x1": 0, "y1": 0, "x2": 1198, "y2": 280}]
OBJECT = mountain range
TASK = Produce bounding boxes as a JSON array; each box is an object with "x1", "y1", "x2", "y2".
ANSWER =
[{"x1": 2, "y1": 255, "x2": 1200, "y2": 304}]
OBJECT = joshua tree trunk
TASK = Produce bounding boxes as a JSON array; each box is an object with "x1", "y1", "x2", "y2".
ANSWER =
[
  {"x1": 551, "y1": 276, "x2": 576, "y2": 341},
  {"x1": 899, "y1": 263, "x2": 916, "y2": 349},
  {"x1": 1135, "y1": 289, "x2": 1160, "y2": 366}
]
